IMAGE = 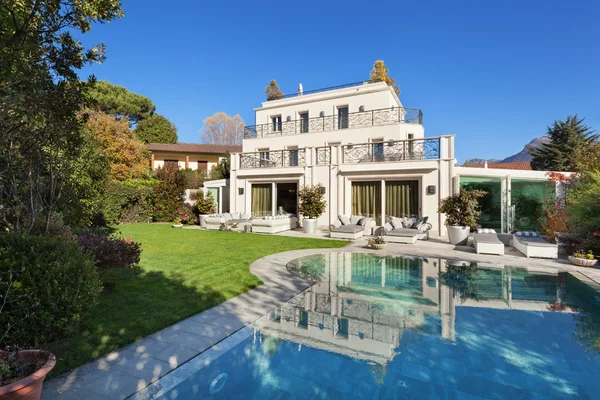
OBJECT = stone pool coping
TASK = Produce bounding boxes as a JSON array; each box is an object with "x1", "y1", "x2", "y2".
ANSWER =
[{"x1": 42, "y1": 241, "x2": 600, "y2": 399}]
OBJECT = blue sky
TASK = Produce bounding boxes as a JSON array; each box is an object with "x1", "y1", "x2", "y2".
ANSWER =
[{"x1": 79, "y1": 0, "x2": 600, "y2": 163}]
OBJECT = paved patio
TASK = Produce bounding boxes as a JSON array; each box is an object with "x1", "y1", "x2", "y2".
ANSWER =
[{"x1": 42, "y1": 232, "x2": 600, "y2": 399}]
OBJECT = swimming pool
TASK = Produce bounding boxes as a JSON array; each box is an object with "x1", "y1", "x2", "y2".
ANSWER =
[{"x1": 148, "y1": 253, "x2": 600, "y2": 399}]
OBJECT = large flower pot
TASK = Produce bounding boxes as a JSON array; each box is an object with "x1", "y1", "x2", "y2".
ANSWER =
[
  {"x1": 568, "y1": 256, "x2": 599, "y2": 267},
  {"x1": 198, "y1": 215, "x2": 208, "y2": 228},
  {"x1": 447, "y1": 226, "x2": 470, "y2": 246},
  {"x1": 0, "y1": 350, "x2": 56, "y2": 400},
  {"x1": 303, "y1": 218, "x2": 318, "y2": 234}
]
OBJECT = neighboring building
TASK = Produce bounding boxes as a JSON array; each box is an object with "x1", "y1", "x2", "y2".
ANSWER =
[
  {"x1": 228, "y1": 79, "x2": 563, "y2": 236},
  {"x1": 147, "y1": 143, "x2": 240, "y2": 172}
]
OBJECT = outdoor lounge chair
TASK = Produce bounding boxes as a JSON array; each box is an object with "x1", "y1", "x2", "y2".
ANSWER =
[
  {"x1": 382, "y1": 216, "x2": 432, "y2": 244},
  {"x1": 330, "y1": 215, "x2": 375, "y2": 239},
  {"x1": 512, "y1": 231, "x2": 558, "y2": 259},
  {"x1": 473, "y1": 228, "x2": 504, "y2": 255}
]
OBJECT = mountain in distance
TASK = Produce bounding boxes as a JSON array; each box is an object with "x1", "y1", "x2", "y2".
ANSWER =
[{"x1": 464, "y1": 137, "x2": 550, "y2": 165}]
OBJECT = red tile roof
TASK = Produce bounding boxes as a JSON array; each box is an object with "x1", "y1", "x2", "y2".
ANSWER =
[
  {"x1": 147, "y1": 143, "x2": 241, "y2": 155},
  {"x1": 462, "y1": 162, "x2": 532, "y2": 170}
]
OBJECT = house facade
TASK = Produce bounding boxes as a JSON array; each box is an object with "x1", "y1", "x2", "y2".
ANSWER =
[
  {"x1": 228, "y1": 80, "x2": 561, "y2": 236},
  {"x1": 147, "y1": 143, "x2": 240, "y2": 172}
]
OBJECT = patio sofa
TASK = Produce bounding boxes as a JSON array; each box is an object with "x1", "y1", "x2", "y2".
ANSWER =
[
  {"x1": 474, "y1": 228, "x2": 504, "y2": 256},
  {"x1": 382, "y1": 216, "x2": 431, "y2": 244},
  {"x1": 205, "y1": 212, "x2": 251, "y2": 230},
  {"x1": 512, "y1": 231, "x2": 558, "y2": 259},
  {"x1": 252, "y1": 215, "x2": 298, "y2": 234},
  {"x1": 330, "y1": 215, "x2": 376, "y2": 239}
]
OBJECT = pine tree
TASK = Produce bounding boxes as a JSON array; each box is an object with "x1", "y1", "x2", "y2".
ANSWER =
[
  {"x1": 370, "y1": 60, "x2": 400, "y2": 95},
  {"x1": 530, "y1": 115, "x2": 599, "y2": 171},
  {"x1": 265, "y1": 80, "x2": 284, "y2": 101}
]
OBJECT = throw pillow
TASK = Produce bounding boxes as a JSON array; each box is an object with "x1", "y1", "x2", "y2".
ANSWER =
[
  {"x1": 516, "y1": 231, "x2": 538, "y2": 237},
  {"x1": 339, "y1": 215, "x2": 351, "y2": 226},
  {"x1": 391, "y1": 219, "x2": 403, "y2": 230},
  {"x1": 477, "y1": 228, "x2": 496, "y2": 234},
  {"x1": 350, "y1": 216, "x2": 361, "y2": 225},
  {"x1": 401, "y1": 217, "x2": 416, "y2": 229},
  {"x1": 411, "y1": 217, "x2": 424, "y2": 230},
  {"x1": 384, "y1": 222, "x2": 393, "y2": 232},
  {"x1": 357, "y1": 217, "x2": 368, "y2": 226}
]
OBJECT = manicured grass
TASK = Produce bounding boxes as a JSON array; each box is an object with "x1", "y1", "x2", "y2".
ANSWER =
[{"x1": 45, "y1": 224, "x2": 347, "y2": 377}]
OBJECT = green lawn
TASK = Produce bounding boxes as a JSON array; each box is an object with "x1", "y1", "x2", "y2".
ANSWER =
[{"x1": 45, "y1": 224, "x2": 347, "y2": 377}]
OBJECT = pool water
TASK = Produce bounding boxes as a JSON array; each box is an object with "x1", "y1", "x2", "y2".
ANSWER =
[{"x1": 156, "y1": 253, "x2": 600, "y2": 399}]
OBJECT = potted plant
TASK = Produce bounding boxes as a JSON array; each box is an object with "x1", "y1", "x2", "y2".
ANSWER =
[
  {"x1": 171, "y1": 215, "x2": 183, "y2": 228},
  {"x1": 438, "y1": 188, "x2": 486, "y2": 245},
  {"x1": 569, "y1": 250, "x2": 598, "y2": 267},
  {"x1": 0, "y1": 347, "x2": 56, "y2": 400},
  {"x1": 195, "y1": 191, "x2": 215, "y2": 228},
  {"x1": 298, "y1": 184, "x2": 326, "y2": 234},
  {"x1": 367, "y1": 236, "x2": 386, "y2": 250}
]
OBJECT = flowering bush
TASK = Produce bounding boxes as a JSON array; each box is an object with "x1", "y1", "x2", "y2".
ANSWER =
[
  {"x1": 174, "y1": 204, "x2": 195, "y2": 224},
  {"x1": 77, "y1": 232, "x2": 142, "y2": 276},
  {"x1": 573, "y1": 249, "x2": 595, "y2": 260},
  {"x1": 540, "y1": 198, "x2": 568, "y2": 242}
]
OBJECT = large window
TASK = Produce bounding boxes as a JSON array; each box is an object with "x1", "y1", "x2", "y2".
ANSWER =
[
  {"x1": 271, "y1": 115, "x2": 282, "y2": 132},
  {"x1": 352, "y1": 181, "x2": 381, "y2": 224},
  {"x1": 386, "y1": 180, "x2": 419, "y2": 218},
  {"x1": 276, "y1": 182, "x2": 297, "y2": 215},
  {"x1": 258, "y1": 148, "x2": 270, "y2": 167},
  {"x1": 338, "y1": 106, "x2": 349, "y2": 129},
  {"x1": 372, "y1": 139, "x2": 384, "y2": 162},
  {"x1": 511, "y1": 179, "x2": 554, "y2": 231},
  {"x1": 299, "y1": 112, "x2": 309, "y2": 133},
  {"x1": 251, "y1": 184, "x2": 272, "y2": 217},
  {"x1": 460, "y1": 176, "x2": 502, "y2": 231}
]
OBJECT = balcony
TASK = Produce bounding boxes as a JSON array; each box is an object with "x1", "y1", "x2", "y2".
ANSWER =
[
  {"x1": 341, "y1": 138, "x2": 441, "y2": 164},
  {"x1": 239, "y1": 149, "x2": 306, "y2": 169},
  {"x1": 244, "y1": 106, "x2": 423, "y2": 139}
]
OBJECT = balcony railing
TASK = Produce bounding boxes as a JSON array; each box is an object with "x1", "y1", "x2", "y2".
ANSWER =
[
  {"x1": 315, "y1": 146, "x2": 331, "y2": 165},
  {"x1": 342, "y1": 138, "x2": 441, "y2": 164},
  {"x1": 244, "y1": 106, "x2": 423, "y2": 139},
  {"x1": 239, "y1": 149, "x2": 306, "y2": 169}
]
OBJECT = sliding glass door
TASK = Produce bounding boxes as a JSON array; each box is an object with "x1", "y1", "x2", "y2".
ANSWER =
[
  {"x1": 386, "y1": 180, "x2": 419, "y2": 218},
  {"x1": 251, "y1": 184, "x2": 272, "y2": 217},
  {"x1": 352, "y1": 181, "x2": 381, "y2": 225}
]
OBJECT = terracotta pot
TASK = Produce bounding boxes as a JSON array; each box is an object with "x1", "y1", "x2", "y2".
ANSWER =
[
  {"x1": 0, "y1": 350, "x2": 56, "y2": 400},
  {"x1": 568, "y1": 256, "x2": 599, "y2": 267}
]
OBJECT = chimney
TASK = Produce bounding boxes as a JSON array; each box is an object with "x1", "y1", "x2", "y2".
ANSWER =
[
  {"x1": 484, "y1": 161, "x2": 488, "y2": 169},
  {"x1": 298, "y1": 83, "x2": 303, "y2": 96}
]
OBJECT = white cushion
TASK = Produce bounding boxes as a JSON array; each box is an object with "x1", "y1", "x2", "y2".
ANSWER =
[
  {"x1": 477, "y1": 228, "x2": 496, "y2": 234},
  {"x1": 516, "y1": 231, "x2": 538, "y2": 237},
  {"x1": 391, "y1": 220, "x2": 404, "y2": 230},
  {"x1": 350, "y1": 216, "x2": 361, "y2": 225},
  {"x1": 339, "y1": 215, "x2": 351, "y2": 225}
]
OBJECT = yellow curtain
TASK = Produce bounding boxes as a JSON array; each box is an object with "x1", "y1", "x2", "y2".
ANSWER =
[
  {"x1": 386, "y1": 181, "x2": 418, "y2": 218},
  {"x1": 252, "y1": 184, "x2": 272, "y2": 217},
  {"x1": 352, "y1": 182, "x2": 381, "y2": 224}
]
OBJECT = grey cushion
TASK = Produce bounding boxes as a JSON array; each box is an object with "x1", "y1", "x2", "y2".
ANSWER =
[
  {"x1": 357, "y1": 217, "x2": 367, "y2": 226},
  {"x1": 391, "y1": 219, "x2": 404, "y2": 230},
  {"x1": 386, "y1": 228, "x2": 419, "y2": 237},
  {"x1": 350, "y1": 216, "x2": 361, "y2": 225},
  {"x1": 412, "y1": 216, "x2": 428, "y2": 230},
  {"x1": 223, "y1": 213, "x2": 233, "y2": 221},
  {"x1": 401, "y1": 217, "x2": 416, "y2": 228},
  {"x1": 384, "y1": 222, "x2": 393, "y2": 232},
  {"x1": 474, "y1": 233, "x2": 502, "y2": 244},
  {"x1": 332, "y1": 225, "x2": 364, "y2": 234},
  {"x1": 339, "y1": 215, "x2": 351, "y2": 226},
  {"x1": 514, "y1": 235, "x2": 556, "y2": 247}
]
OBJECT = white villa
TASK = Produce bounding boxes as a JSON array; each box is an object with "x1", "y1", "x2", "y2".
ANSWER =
[{"x1": 227, "y1": 79, "x2": 560, "y2": 236}]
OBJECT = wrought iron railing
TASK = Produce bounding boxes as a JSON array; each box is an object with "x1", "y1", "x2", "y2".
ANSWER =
[
  {"x1": 244, "y1": 106, "x2": 422, "y2": 139},
  {"x1": 268, "y1": 79, "x2": 381, "y2": 101},
  {"x1": 239, "y1": 149, "x2": 306, "y2": 169},
  {"x1": 342, "y1": 138, "x2": 441, "y2": 164},
  {"x1": 315, "y1": 146, "x2": 331, "y2": 165}
]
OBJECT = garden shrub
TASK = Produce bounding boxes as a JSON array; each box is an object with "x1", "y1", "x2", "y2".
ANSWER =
[
  {"x1": 194, "y1": 191, "x2": 216, "y2": 215},
  {"x1": 77, "y1": 232, "x2": 142, "y2": 276},
  {"x1": 438, "y1": 188, "x2": 486, "y2": 229},
  {"x1": 152, "y1": 165, "x2": 186, "y2": 222},
  {"x1": 99, "y1": 179, "x2": 155, "y2": 225},
  {"x1": 179, "y1": 168, "x2": 206, "y2": 189},
  {"x1": 564, "y1": 170, "x2": 600, "y2": 257},
  {"x1": 0, "y1": 233, "x2": 102, "y2": 347}
]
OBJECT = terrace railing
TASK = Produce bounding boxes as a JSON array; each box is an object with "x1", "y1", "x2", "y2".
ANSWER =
[
  {"x1": 315, "y1": 146, "x2": 331, "y2": 165},
  {"x1": 269, "y1": 79, "x2": 381, "y2": 100},
  {"x1": 239, "y1": 148, "x2": 306, "y2": 169},
  {"x1": 244, "y1": 106, "x2": 423, "y2": 139},
  {"x1": 342, "y1": 138, "x2": 441, "y2": 164}
]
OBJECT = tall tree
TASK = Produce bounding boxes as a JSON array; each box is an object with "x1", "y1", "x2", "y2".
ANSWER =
[
  {"x1": 134, "y1": 114, "x2": 178, "y2": 144},
  {"x1": 265, "y1": 80, "x2": 284, "y2": 101},
  {"x1": 370, "y1": 60, "x2": 400, "y2": 95},
  {"x1": 85, "y1": 109, "x2": 149, "y2": 181},
  {"x1": 87, "y1": 80, "x2": 155, "y2": 124},
  {"x1": 0, "y1": 0, "x2": 123, "y2": 232},
  {"x1": 530, "y1": 116, "x2": 598, "y2": 171},
  {"x1": 200, "y1": 113, "x2": 244, "y2": 145}
]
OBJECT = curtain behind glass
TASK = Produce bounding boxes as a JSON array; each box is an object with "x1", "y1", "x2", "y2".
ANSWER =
[
  {"x1": 352, "y1": 182, "x2": 381, "y2": 224},
  {"x1": 386, "y1": 181, "x2": 418, "y2": 218},
  {"x1": 252, "y1": 184, "x2": 272, "y2": 217}
]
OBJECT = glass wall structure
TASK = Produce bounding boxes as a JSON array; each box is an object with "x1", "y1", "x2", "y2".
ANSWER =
[
  {"x1": 511, "y1": 179, "x2": 554, "y2": 232},
  {"x1": 352, "y1": 182, "x2": 381, "y2": 224},
  {"x1": 460, "y1": 176, "x2": 503, "y2": 231}
]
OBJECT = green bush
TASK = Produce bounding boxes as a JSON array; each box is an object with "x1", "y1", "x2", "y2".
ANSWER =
[
  {"x1": 0, "y1": 233, "x2": 102, "y2": 347},
  {"x1": 98, "y1": 179, "x2": 155, "y2": 225},
  {"x1": 194, "y1": 191, "x2": 215, "y2": 215},
  {"x1": 152, "y1": 165, "x2": 186, "y2": 222},
  {"x1": 298, "y1": 184, "x2": 326, "y2": 219},
  {"x1": 438, "y1": 188, "x2": 487, "y2": 229}
]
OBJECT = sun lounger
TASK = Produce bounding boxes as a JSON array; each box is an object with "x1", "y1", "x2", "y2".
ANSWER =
[
  {"x1": 473, "y1": 229, "x2": 504, "y2": 256},
  {"x1": 512, "y1": 232, "x2": 558, "y2": 259}
]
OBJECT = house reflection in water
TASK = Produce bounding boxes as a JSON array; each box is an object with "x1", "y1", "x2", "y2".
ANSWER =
[{"x1": 254, "y1": 253, "x2": 567, "y2": 365}]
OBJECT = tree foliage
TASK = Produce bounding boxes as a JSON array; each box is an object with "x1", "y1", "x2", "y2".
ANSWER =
[
  {"x1": 265, "y1": 80, "x2": 284, "y2": 101},
  {"x1": 200, "y1": 113, "x2": 244, "y2": 145},
  {"x1": 0, "y1": 0, "x2": 123, "y2": 233},
  {"x1": 208, "y1": 154, "x2": 231, "y2": 180},
  {"x1": 438, "y1": 188, "x2": 487, "y2": 229},
  {"x1": 134, "y1": 114, "x2": 178, "y2": 144},
  {"x1": 85, "y1": 109, "x2": 149, "y2": 181},
  {"x1": 530, "y1": 116, "x2": 599, "y2": 172},
  {"x1": 87, "y1": 80, "x2": 155, "y2": 124},
  {"x1": 298, "y1": 184, "x2": 326, "y2": 219},
  {"x1": 370, "y1": 60, "x2": 400, "y2": 95}
]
